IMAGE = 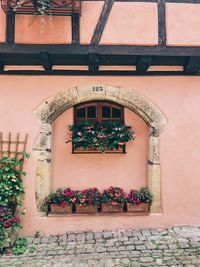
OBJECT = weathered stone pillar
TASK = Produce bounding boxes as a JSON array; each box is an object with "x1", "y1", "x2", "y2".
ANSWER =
[
  {"x1": 33, "y1": 122, "x2": 52, "y2": 213},
  {"x1": 148, "y1": 129, "x2": 162, "y2": 213}
]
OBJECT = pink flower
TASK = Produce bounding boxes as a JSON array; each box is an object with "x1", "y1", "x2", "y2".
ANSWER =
[{"x1": 118, "y1": 142, "x2": 125, "y2": 146}]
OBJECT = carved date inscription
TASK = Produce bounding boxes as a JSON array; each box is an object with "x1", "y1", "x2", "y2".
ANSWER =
[{"x1": 92, "y1": 86, "x2": 103, "y2": 92}]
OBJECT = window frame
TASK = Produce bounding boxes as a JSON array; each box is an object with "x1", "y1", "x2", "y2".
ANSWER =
[{"x1": 74, "y1": 100, "x2": 124, "y2": 125}]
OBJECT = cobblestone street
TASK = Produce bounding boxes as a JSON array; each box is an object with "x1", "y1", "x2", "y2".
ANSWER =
[{"x1": 1, "y1": 226, "x2": 200, "y2": 266}]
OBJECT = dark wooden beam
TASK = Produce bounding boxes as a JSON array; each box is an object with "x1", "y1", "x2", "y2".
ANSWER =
[
  {"x1": 39, "y1": 52, "x2": 52, "y2": 71},
  {"x1": 90, "y1": 0, "x2": 115, "y2": 45},
  {"x1": 2, "y1": 44, "x2": 200, "y2": 56},
  {"x1": 136, "y1": 56, "x2": 151, "y2": 72},
  {"x1": 88, "y1": 53, "x2": 100, "y2": 71},
  {"x1": 158, "y1": 0, "x2": 166, "y2": 47},
  {"x1": 0, "y1": 61, "x2": 4, "y2": 71},
  {"x1": 6, "y1": 8, "x2": 15, "y2": 43},
  {"x1": 72, "y1": 13, "x2": 80, "y2": 44},
  {"x1": 0, "y1": 69, "x2": 196, "y2": 76},
  {"x1": 184, "y1": 56, "x2": 200, "y2": 73}
]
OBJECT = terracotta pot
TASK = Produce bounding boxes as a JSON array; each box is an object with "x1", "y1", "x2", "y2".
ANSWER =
[
  {"x1": 101, "y1": 204, "x2": 124, "y2": 213},
  {"x1": 3, "y1": 228, "x2": 17, "y2": 249},
  {"x1": 50, "y1": 204, "x2": 72, "y2": 214},
  {"x1": 127, "y1": 203, "x2": 150, "y2": 213},
  {"x1": 75, "y1": 205, "x2": 97, "y2": 214}
]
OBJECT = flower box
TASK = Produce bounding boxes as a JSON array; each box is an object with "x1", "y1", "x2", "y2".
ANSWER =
[
  {"x1": 67, "y1": 122, "x2": 135, "y2": 154},
  {"x1": 72, "y1": 147, "x2": 125, "y2": 154},
  {"x1": 75, "y1": 205, "x2": 97, "y2": 214},
  {"x1": 50, "y1": 204, "x2": 72, "y2": 214},
  {"x1": 1, "y1": 0, "x2": 82, "y2": 16},
  {"x1": 127, "y1": 203, "x2": 150, "y2": 213},
  {"x1": 3, "y1": 228, "x2": 17, "y2": 249},
  {"x1": 101, "y1": 204, "x2": 124, "y2": 213}
]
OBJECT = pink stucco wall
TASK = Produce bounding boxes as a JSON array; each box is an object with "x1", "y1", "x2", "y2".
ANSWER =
[
  {"x1": 15, "y1": 15, "x2": 71, "y2": 44},
  {"x1": 166, "y1": 3, "x2": 200, "y2": 46},
  {"x1": 0, "y1": 9, "x2": 6, "y2": 43},
  {"x1": 1, "y1": 76, "x2": 200, "y2": 235},
  {"x1": 100, "y1": 2, "x2": 158, "y2": 45},
  {"x1": 51, "y1": 108, "x2": 148, "y2": 192}
]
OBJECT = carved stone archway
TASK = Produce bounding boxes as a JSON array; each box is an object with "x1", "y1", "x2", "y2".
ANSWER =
[{"x1": 33, "y1": 85, "x2": 167, "y2": 215}]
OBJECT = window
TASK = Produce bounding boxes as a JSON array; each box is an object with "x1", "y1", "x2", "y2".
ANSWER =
[
  {"x1": 72, "y1": 101, "x2": 126, "y2": 154},
  {"x1": 74, "y1": 101, "x2": 124, "y2": 125}
]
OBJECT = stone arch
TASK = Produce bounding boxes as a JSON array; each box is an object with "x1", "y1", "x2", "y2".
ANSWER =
[{"x1": 33, "y1": 84, "x2": 167, "y2": 214}]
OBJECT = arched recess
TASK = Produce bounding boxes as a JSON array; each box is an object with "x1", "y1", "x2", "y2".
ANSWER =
[{"x1": 33, "y1": 85, "x2": 167, "y2": 215}]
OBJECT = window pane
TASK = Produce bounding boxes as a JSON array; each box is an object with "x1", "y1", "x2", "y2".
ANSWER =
[
  {"x1": 112, "y1": 107, "x2": 121, "y2": 118},
  {"x1": 77, "y1": 108, "x2": 85, "y2": 118},
  {"x1": 76, "y1": 119, "x2": 85, "y2": 125},
  {"x1": 102, "y1": 119, "x2": 111, "y2": 123},
  {"x1": 87, "y1": 119, "x2": 96, "y2": 123},
  {"x1": 87, "y1": 106, "x2": 96, "y2": 118},
  {"x1": 102, "y1": 106, "x2": 111, "y2": 118}
]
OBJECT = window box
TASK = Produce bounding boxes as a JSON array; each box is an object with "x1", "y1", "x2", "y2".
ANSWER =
[
  {"x1": 1, "y1": 0, "x2": 82, "y2": 16},
  {"x1": 127, "y1": 203, "x2": 150, "y2": 213},
  {"x1": 75, "y1": 205, "x2": 97, "y2": 214},
  {"x1": 67, "y1": 122, "x2": 135, "y2": 154},
  {"x1": 50, "y1": 204, "x2": 72, "y2": 214},
  {"x1": 72, "y1": 147, "x2": 125, "y2": 154},
  {"x1": 101, "y1": 204, "x2": 124, "y2": 213}
]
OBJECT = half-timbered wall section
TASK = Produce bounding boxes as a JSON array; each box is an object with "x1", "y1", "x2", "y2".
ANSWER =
[{"x1": 1, "y1": 0, "x2": 200, "y2": 75}]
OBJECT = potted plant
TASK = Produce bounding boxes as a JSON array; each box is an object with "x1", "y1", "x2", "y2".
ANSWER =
[
  {"x1": 100, "y1": 187, "x2": 126, "y2": 213},
  {"x1": 66, "y1": 122, "x2": 135, "y2": 153},
  {"x1": 0, "y1": 206, "x2": 21, "y2": 250},
  {"x1": 126, "y1": 187, "x2": 153, "y2": 213},
  {"x1": 47, "y1": 188, "x2": 75, "y2": 214},
  {"x1": 75, "y1": 188, "x2": 100, "y2": 214}
]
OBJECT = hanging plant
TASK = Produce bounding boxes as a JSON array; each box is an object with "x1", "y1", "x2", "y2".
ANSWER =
[
  {"x1": 14, "y1": 0, "x2": 53, "y2": 33},
  {"x1": 14, "y1": 0, "x2": 52, "y2": 16},
  {"x1": 66, "y1": 121, "x2": 136, "y2": 152}
]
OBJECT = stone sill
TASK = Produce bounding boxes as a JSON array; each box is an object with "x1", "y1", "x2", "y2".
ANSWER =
[{"x1": 48, "y1": 212, "x2": 150, "y2": 217}]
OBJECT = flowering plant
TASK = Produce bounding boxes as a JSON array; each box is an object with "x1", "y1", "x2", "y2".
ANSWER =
[
  {"x1": 0, "y1": 206, "x2": 21, "y2": 248},
  {"x1": 0, "y1": 206, "x2": 21, "y2": 230},
  {"x1": 100, "y1": 186, "x2": 127, "y2": 206},
  {"x1": 47, "y1": 188, "x2": 76, "y2": 207},
  {"x1": 126, "y1": 190, "x2": 141, "y2": 205},
  {"x1": 75, "y1": 188, "x2": 101, "y2": 207},
  {"x1": 0, "y1": 153, "x2": 29, "y2": 212},
  {"x1": 66, "y1": 121, "x2": 135, "y2": 152},
  {"x1": 127, "y1": 187, "x2": 153, "y2": 204},
  {"x1": 134, "y1": 187, "x2": 153, "y2": 203}
]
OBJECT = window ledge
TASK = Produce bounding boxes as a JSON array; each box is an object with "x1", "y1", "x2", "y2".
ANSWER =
[{"x1": 48, "y1": 212, "x2": 150, "y2": 217}]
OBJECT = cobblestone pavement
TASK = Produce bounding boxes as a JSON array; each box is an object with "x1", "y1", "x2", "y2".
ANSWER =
[{"x1": 1, "y1": 226, "x2": 200, "y2": 266}]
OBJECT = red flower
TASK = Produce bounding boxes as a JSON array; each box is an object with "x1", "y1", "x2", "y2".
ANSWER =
[{"x1": 3, "y1": 222, "x2": 10, "y2": 228}]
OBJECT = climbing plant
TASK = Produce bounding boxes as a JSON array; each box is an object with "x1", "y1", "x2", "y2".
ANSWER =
[{"x1": 0, "y1": 152, "x2": 29, "y2": 209}]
